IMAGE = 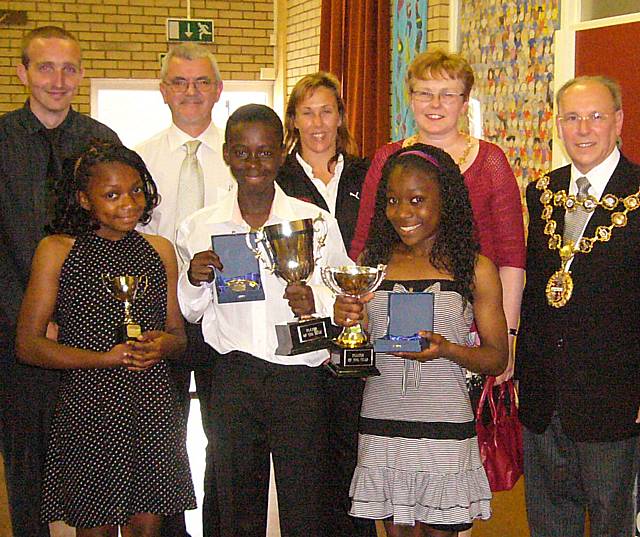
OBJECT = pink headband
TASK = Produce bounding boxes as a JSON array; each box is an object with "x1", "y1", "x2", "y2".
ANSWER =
[{"x1": 400, "y1": 150, "x2": 440, "y2": 169}]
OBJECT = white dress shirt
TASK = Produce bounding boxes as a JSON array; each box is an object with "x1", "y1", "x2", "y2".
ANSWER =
[
  {"x1": 176, "y1": 184, "x2": 352, "y2": 367},
  {"x1": 296, "y1": 152, "x2": 344, "y2": 215},
  {"x1": 136, "y1": 122, "x2": 236, "y2": 243},
  {"x1": 565, "y1": 147, "x2": 620, "y2": 270}
]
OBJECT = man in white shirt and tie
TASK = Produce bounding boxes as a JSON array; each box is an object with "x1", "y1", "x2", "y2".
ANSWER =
[
  {"x1": 136, "y1": 43, "x2": 234, "y2": 537},
  {"x1": 516, "y1": 75, "x2": 640, "y2": 537}
]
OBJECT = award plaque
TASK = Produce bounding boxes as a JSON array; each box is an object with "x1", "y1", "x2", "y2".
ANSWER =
[
  {"x1": 102, "y1": 274, "x2": 148, "y2": 342},
  {"x1": 247, "y1": 216, "x2": 331, "y2": 356},
  {"x1": 212, "y1": 233, "x2": 265, "y2": 304},
  {"x1": 321, "y1": 265, "x2": 386, "y2": 378},
  {"x1": 373, "y1": 292, "x2": 433, "y2": 353}
]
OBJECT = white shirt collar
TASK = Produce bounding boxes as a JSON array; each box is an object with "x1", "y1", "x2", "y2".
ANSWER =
[
  {"x1": 166, "y1": 122, "x2": 223, "y2": 154},
  {"x1": 201, "y1": 183, "x2": 303, "y2": 228},
  {"x1": 295, "y1": 152, "x2": 344, "y2": 179},
  {"x1": 570, "y1": 147, "x2": 620, "y2": 200}
]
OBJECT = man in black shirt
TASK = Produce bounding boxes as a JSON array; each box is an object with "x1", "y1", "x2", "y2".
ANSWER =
[{"x1": 0, "y1": 26, "x2": 119, "y2": 537}]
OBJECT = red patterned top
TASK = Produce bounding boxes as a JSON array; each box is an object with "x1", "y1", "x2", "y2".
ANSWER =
[{"x1": 349, "y1": 139, "x2": 526, "y2": 269}]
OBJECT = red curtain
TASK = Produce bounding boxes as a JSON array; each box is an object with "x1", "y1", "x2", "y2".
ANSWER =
[{"x1": 320, "y1": 0, "x2": 391, "y2": 159}]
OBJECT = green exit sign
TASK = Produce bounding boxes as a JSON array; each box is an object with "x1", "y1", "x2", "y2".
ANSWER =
[{"x1": 166, "y1": 19, "x2": 214, "y2": 43}]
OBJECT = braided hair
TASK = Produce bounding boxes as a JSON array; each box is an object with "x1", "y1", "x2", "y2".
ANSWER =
[
  {"x1": 362, "y1": 143, "x2": 480, "y2": 302},
  {"x1": 47, "y1": 140, "x2": 159, "y2": 236}
]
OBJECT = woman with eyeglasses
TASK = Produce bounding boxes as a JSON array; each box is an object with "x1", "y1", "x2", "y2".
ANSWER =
[
  {"x1": 276, "y1": 72, "x2": 376, "y2": 537},
  {"x1": 350, "y1": 50, "x2": 525, "y2": 389}
]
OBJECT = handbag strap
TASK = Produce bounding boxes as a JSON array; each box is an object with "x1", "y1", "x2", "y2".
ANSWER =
[{"x1": 475, "y1": 375, "x2": 498, "y2": 423}]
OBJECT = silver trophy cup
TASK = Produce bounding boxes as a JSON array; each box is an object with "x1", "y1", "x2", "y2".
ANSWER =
[{"x1": 247, "y1": 216, "x2": 331, "y2": 355}]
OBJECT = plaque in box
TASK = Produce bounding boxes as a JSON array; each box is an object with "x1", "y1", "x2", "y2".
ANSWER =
[
  {"x1": 212, "y1": 233, "x2": 264, "y2": 304},
  {"x1": 373, "y1": 292, "x2": 434, "y2": 353}
]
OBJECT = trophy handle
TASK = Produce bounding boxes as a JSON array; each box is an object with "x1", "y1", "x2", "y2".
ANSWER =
[
  {"x1": 367, "y1": 264, "x2": 387, "y2": 295},
  {"x1": 312, "y1": 213, "x2": 328, "y2": 265},
  {"x1": 245, "y1": 230, "x2": 276, "y2": 273},
  {"x1": 136, "y1": 274, "x2": 149, "y2": 299},
  {"x1": 101, "y1": 273, "x2": 113, "y2": 296},
  {"x1": 320, "y1": 267, "x2": 342, "y2": 295}
]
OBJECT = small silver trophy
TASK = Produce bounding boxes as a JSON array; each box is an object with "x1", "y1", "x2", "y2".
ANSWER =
[
  {"x1": 321, "y1": 265, "x2": 386, "y2": 377},
  {"x1": 247, "y1": 216, "x2": 331, "y2": 355}
]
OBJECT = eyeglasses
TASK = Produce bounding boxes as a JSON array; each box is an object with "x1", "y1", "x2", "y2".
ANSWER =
[
  {"x1": 557, "y1": 111, "x2": 612, "y2": 127},
  {"x1": 165, "y1": 78, "x2": 215, "y2": 93},
  {"x1": 411, "y1": 90, "x2": 465, "y2": 104}
]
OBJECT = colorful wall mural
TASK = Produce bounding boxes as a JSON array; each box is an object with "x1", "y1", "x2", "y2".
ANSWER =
[
  {"x1": 459, "y1": 0, "x2": 560, "y2": 188},
  {"x1": 391, "y1": 0, "x2": 428, "y2": 140}
]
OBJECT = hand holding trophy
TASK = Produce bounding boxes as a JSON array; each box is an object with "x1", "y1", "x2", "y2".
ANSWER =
[
  {"x1": 247, "y1": 215, "x2": 331, "y2": 355},
  {"x1": 321, "y1": 264, "x2": 386, "y2": 377},
  {"x1": 102, "y1": 274, "x2": 148, "y2": 342}
]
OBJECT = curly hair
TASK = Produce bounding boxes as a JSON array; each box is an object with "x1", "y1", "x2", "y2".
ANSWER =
[
  {"x1": 284, "y1": 71, "x2": 359, "y2": 165},
  {"x1": 361, "y1": 143, "x2": 479, "y2": 302},
  {"x1": 47, "y1": 140, "x2": 159, "y2": 236}
]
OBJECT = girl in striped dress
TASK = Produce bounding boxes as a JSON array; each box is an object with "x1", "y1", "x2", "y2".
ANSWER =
[{"x1": 334, "y1": 144, "x2": 508, "y2": 537}]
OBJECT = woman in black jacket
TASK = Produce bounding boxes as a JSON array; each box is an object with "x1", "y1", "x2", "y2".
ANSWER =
[
  {"x1": 277, "y1": 71, "x2": 369, "y2": 254},
  {"x1": 277, "y1": 72, "x2": 375, "y2": 537}
]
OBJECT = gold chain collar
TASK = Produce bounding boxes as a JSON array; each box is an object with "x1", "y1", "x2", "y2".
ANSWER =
[{"x1": 535, "y1": 174, "x2": 640, "y2": 307}]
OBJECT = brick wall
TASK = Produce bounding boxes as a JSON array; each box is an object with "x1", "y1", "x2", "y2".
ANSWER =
[
  {"x1": 427, "y1": 0, "x2": 450, "y2": 49},
  {"x1": 284, "y1": 0, "x2": 320, "y2": 95},
  {"x1": 0, "y1": 0, "x2": 275, "y2": 115}
]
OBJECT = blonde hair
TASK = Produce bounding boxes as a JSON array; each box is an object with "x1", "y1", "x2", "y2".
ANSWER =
[{"x1": 406, "y1": 49, "x2": 475, "y2": 99}]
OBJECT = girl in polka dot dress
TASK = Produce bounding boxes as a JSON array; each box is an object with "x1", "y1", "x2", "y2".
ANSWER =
[{"x1": 16, "y1": 141, "x2": 196, "y2": 536}]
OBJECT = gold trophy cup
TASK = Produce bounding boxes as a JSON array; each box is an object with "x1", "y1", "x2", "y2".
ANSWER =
[
  {"x1": 247, "y1": 216, "x2": 331, "y2": 355},
  {"x1": 102, "y1": 274, "x2": 148, "y2": 342},
  {"x1": 321, "y1": 264, "x2": 386, "y2": 377}
]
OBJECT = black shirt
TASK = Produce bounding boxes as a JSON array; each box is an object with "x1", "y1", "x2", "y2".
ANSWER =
[{"x1": 0, "y1": 102, "x2": 120, "y2": 358}]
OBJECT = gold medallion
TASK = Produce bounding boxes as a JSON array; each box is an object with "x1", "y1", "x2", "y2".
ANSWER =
[
  {"x1": 533, "y1": 174, "x2": 640, "y2": 309},
  {"x1": 546, "y1": 269, "x2": 574, "y2": 308}
]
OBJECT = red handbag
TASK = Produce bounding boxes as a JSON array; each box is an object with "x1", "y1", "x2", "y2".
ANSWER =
[{"x1": 475, "y1": 376, "x2": 523, "y2": 492}]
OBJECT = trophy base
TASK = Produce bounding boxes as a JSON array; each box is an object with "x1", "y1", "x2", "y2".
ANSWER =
[
  {"x1": 118, "y1": 322, "x2": 142, "y2": 343},
  {"x1": 327, "y1": 342, "x2": 380, "y2": 378},
  {"x1": 274, "y1": 316, "x2": 331, "y2": 356},
  {"x1": 325, "y1": 361, "x2": 381, "y2": 378}
]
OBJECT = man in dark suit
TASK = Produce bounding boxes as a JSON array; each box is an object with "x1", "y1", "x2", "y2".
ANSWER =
[
  {"x1": 516, "y1": 75, "x2": 640, "y2": 537},
  {"x1": 0, "y1": 26, "x2": 119, "y2": 537}
]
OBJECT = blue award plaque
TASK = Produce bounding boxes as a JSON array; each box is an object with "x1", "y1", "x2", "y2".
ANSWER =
[
  {"x1": 212, "y1": 233, "x2": 265, "y2": 304},
  {"x1": 373, "y1": 292, "x2": 434, "y2": 353}
]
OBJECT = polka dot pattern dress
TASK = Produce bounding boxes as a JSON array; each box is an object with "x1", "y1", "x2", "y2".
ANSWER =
[{"x1": 40, "y1": 231, "x2": 196, "y2": 528}]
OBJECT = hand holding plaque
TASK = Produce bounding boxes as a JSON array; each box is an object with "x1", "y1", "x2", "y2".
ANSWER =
[
  {"x1": 247, "y1": 215, "x2": 331, "y2": 356},
  {"x1": 102, "y1": 274, "x2": 148, "y2": 342},
  {"x1": 321, "y1": 265, "x2": 386, "y2": 377}
]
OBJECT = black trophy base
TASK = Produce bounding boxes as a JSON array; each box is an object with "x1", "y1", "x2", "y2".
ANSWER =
[
  {"x1": 118, "y1": 322, "x2": 142, "y2": 343},
  {"x1": 326, "y1": 342, "x2": 381, "y2": 378},
  {"x1": 274, "y1": 316, "x2": 331, "y2": 356}
]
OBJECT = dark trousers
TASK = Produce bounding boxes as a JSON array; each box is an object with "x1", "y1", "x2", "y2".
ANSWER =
[
  {"x1": 523, "y1": 413, "x2": 639, "y2": 537},
  {"x1": 323, "y1": 373, "x2": 377, "y2": 537},
  {"x1": 161, "y1": 322, "x2": 219, "y2": 537},
  {"x1": 1, "y1": 360, "x2": 60, "y2": 537},
  {"x1": 210, "y1": 352, "x2": 331, "y2": 537}
]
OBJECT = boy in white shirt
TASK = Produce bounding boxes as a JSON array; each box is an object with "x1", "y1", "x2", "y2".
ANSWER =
[{"x1": 177, "y1": 104, "x2": 351, "y2": 536}]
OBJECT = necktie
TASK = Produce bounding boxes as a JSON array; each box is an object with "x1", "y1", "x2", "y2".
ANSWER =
[
  {"x1": 175, "y1": 140, "x2": 204, "y2": 238},
  {"x1": 563, "y1": 176, "x2": 592, "y2": 246},
  {"x1": 40, "y1": 128, "x2": 63, "y2": 234}
]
